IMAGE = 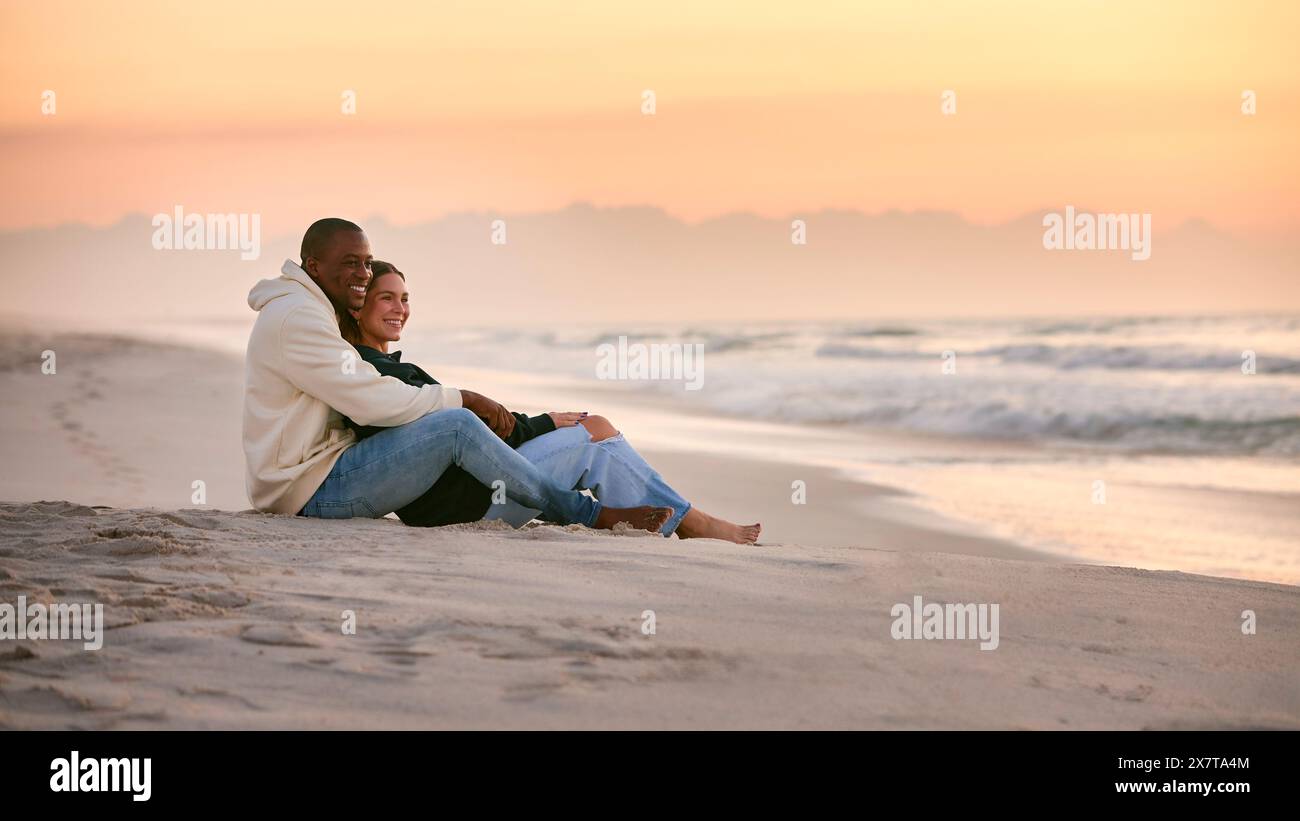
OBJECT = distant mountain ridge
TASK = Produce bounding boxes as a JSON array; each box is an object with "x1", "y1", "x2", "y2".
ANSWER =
[{"x1": 3, "y1": 204, "x2": 1296, "y2": 327}]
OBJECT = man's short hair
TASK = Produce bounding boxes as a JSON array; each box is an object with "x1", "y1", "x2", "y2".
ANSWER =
[{"x1": 300, "y1": 218, "x2": 363, "y2": 263}]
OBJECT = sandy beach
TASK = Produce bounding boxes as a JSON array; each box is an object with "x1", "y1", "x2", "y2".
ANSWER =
[{"x1": 1, "y1": 331, "x2": 1297, "y2": 729}]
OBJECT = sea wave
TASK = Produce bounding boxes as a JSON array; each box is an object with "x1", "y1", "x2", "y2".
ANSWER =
[
  {"x1": 815, "y1": 342, "x2": 1300, "y2": 373},
  {"x1": 814, "y1": 405, "x2": 1300, "y2": 455},
  {"x1": 988, "y1": 343, "x2": 1300, "y2": 373}
]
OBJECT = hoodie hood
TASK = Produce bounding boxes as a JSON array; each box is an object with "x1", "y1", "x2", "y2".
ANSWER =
[{"x1": 247, "y1": 259, "x2": 334, "y2": 313}]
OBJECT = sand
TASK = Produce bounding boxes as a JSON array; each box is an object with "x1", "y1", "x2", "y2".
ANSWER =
[{"x1": 0, "y1": 332, "x2": 1297, "y2": 728}]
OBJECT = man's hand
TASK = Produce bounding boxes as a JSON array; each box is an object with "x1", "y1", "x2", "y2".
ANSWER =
[
  {"x1": 547, "y1": 411, "x2": 588, "y2": 428},
  {"x1": 460, "y1": 390, "x2": 516, "y2": 440}
]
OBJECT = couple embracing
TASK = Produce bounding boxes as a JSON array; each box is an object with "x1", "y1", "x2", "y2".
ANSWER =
[{"x1": 241, "y1": 218, "x2": 760, "y2": 543}]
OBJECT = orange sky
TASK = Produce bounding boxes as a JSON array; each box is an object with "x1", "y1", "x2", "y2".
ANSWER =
[{"x1": 2, "y1": 0, "x2": 1297, "y2": 237}]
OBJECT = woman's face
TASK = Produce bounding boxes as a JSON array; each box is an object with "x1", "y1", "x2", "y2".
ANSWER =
[{"x1": 356, "y1": 273, "x2": 409, "y2": 344}]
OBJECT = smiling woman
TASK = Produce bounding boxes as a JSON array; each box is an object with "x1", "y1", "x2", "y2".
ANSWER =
[{"x1": 338, "y1": 261, "x2": 406, "y2": 348}]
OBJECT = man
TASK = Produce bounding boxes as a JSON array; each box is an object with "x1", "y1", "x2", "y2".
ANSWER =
[{"x1": 241, "y1": 217, "x2": 670, "y2": 531}]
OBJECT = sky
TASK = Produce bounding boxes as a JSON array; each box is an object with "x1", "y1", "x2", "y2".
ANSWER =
[{"x1": 2, "y1": 0, "x2": 1298, "y2": 238}]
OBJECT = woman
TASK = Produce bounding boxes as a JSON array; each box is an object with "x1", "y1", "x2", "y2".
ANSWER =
[{"x1": 339, "y1": 261, "x2": 761, "y2": 544}]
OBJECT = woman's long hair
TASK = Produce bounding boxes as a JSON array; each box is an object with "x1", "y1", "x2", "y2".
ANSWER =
[{"x1": 338, "y1": 260, "x2": 404, "y2": 346}]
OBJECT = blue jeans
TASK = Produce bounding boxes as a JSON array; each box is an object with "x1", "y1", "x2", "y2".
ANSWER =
[
  {"x1": 299, "y1": 407, "x2": 600, "y2": 526},
  {"x1": 483, "y1": 424, "x2": 691, "y2": 536}
]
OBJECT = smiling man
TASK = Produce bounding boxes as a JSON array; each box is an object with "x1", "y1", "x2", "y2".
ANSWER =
[{"x1": 240, "y1": 218, "x2": 671, "y2": 532}]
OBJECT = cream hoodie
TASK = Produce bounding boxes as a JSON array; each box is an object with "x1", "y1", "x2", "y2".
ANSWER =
[{"x1": 243, "y1": 260, "x2": 462, "y2": 514}]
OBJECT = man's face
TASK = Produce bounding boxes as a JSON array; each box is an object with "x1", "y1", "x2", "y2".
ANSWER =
[{"x1": 305, "y1": 230, "x2": 373, "y2": 312}]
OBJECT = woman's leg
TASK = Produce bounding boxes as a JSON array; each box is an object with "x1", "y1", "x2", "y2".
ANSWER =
[
  {"x1": 485, "y1": 423, "x2": 689, "y2": 535},
  {"x1": 301, "y1": 408, "x2": 671, "y2": 531},
  {"x1": 579, "y1": 418, "x2": 760, "y2": 543},
  {"x1": 485, "y1": 416, "x2": 760, "y2": 543}
]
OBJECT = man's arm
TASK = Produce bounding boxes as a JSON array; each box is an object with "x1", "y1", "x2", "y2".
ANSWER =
[
  {"x1": 460, "y1": 390, "x2": 516, "y2": 440},
  {"x1": 278, "y1": 306, "x2": 461, "y2": 426}
]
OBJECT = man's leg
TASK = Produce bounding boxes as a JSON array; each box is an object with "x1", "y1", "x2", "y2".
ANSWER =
[{"x1": 302, "y1": 408, "x2": 604, "y2": 525}]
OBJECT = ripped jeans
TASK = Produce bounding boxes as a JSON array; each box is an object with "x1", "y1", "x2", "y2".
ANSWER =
[{"x1": 483, "y1": 424, "x2": 691, "y2": 536}]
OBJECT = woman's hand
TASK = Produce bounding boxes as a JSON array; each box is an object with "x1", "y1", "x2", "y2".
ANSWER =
[
  {"x1": 547, "y1": 411, "x2": 589, "y2": 428},
  {"x1": 460, "y1": 390, "x2": 517, "y2": 440}
]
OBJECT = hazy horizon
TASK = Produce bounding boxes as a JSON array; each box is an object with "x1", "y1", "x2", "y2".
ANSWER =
[{"x1": 3, "y1": 202, "x2": 1297, "y2": 328}]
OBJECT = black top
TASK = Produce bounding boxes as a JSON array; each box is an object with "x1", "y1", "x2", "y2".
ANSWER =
[{"x1": 344, "y1": 345, "x2": 556, "y2": 527}]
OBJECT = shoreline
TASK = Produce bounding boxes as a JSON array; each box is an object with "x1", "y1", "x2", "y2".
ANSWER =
[{"x1": 634, "y1": 448, "x2": 1053, "y2": 563}]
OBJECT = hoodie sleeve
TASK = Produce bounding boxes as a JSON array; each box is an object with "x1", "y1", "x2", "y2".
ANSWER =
[
  {"x1": 502, "y1": 412, "x2": 557, "y2": 448},
  {"x1": 277, "y1": 305, "x2": 461, "y2": 426}
]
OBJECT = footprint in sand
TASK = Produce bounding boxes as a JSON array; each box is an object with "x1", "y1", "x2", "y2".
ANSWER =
[
  {"x1": 49, "y1": 397, "x2": 147, "y2": 492},
  {"x1": 239, "y1": 623, "x2": 320, "y2": 648}
]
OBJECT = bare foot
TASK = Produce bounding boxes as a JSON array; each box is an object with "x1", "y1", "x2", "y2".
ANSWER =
[
  {"x1": 594, "y1": 505, "x2": 673, "y2": 532},
  {"x1": 676, "y1": 508, "x2": 761, "y2": 544}
]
